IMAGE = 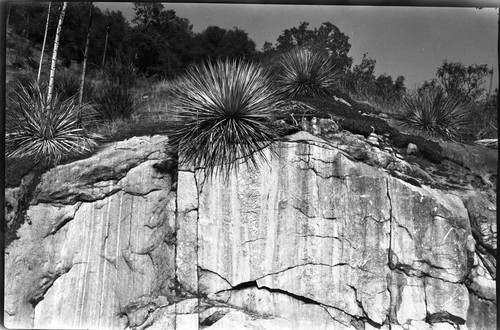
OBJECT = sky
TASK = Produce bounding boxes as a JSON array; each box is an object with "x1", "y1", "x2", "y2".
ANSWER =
[{"x1": 95, "y1": 2, "x2": 499, "y2": 90}]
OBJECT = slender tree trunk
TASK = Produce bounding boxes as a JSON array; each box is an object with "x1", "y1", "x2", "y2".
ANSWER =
[
  {"x1": 37, "y1": 2, "x2": 51, "y2": 84},
  {"x1": 6, "y1": 3, "x2": 11, "y2": 27},
  {"x1": 47, "y1": 2, "x2": 67, "y2": 104},
  {"x1": 101, "y1": 23, "x2": 111, "y2": 67},
  {"x1": 25, "y1": 14, "x2": 29, "y2": 39},
  {"x1": 79, "y1": 3, "x2": 93, "y2": 105}
]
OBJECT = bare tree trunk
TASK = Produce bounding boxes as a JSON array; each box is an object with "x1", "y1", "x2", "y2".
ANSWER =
[
  {"x1": 79, "y1": 3, "x2": 93, "y2": 105},
  {"x1": 101, "y1": 23, "x2": 111, "y2": 67},
  {"x1": 47, "y1": 2, "x2": 67, "y2": 104},
  {"x1": 6, "y1": 3, "x2": 11, "y2": 27},
  {"x1": 37, "y1": 2, "x2": 51, "y2": 84}
]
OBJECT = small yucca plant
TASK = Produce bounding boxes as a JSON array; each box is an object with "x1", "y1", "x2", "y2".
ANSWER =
[
  {"x1": 6, "y1": 81, "x2": 97, "y2": 165},
  {"x1": 399, "y1": 87, "x2": 471, "y2": 141},
  {"x1": 273, "y1": 47, "x2": 341, "y2": 98},
  {"x1": 168, "y1": 59, "x2": 281, "y2": 180}
]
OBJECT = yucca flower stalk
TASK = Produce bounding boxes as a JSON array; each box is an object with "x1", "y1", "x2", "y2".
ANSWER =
[
  {"x1": 273, "y1": 47, "x2": 341, "y2": 98},
  {"x1": 6, "y1": 81, "x2": 97, "y2": 165},
  {"x1": 399, "y1": 87, "x2": 472, "y2": 141},
  {"x1": 168, "y1": 59, "x2": 281, "y2": 180}
]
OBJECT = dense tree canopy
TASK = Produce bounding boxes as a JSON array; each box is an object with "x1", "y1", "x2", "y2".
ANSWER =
[
  {"x1": 273, "y1": 21, "x2": 353, "y2": 71},
  {"x1": 191, "y1": 26, "x2": 256, "y2": 62},
  {"x1": 436, "y1": 60, "x2": 493, "y2": 101}
]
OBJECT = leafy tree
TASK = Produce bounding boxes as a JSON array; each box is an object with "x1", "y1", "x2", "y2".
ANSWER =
[
  {"x1": 436, "y1": 60, "x2": 493, "y2": 101},
  {"x1": 274, "y1": 21, "x2": 352, "y2": 71},
  {"x1": 191, "y1": 26, "x2": 256, "y2": 62},
  {"x1": 345, "y1": 53, "x2": 376, "y2": 94},
  {"x1": 130, "y1": 2, "x2": 193, "y2": 78},
  {"x1": 343, "y1": 53, "x2": 406, "y2": 104},
  {"x1": 132, "y1": 2, "x2": 164, "y2": 27}
]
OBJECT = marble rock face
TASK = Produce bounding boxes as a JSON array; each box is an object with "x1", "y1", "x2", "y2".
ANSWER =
[{"x1": 5, "y1": 132, "x2": 495, "y2": 330}]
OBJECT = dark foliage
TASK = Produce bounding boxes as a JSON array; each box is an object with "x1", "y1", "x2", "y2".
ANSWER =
[{"x1": 191, "y1": 26, "x2": 256, "y2": 62}]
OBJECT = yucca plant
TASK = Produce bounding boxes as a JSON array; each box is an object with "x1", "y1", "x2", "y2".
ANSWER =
[
  {"x1": 168, "y1": 59, "x2": 281, "y2": 180},
  {"x1": 6, "y1": 81, "x2": 98, "y2": 166},
  {"x1": 273, "y1": 47, "x2": 341, "y2": 98},
  {"x1": 399, "y1": 87, "x2": 472, "y2": 141}
]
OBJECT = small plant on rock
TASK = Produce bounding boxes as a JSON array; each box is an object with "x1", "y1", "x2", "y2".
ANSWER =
[
  {"x1": 273, "y1": 47, "x2": 341, "y2": 98},
  {"x1": 6, "y1": 81, "x2": 97, "y2": 165},
  {"x1": 399, "y1": 87, "x2": 471, "y2": 141},
  {"x1": 168, "y1": 58, "x2": 281, "y2": 180}
]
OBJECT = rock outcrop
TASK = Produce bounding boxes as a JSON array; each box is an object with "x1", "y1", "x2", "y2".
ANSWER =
[{"x1": 4, "y1": 132, "x2": 496, "y2": 329}]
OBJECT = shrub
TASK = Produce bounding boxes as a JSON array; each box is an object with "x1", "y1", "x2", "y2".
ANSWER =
[
  {"x1": 399, "y1": 88, "x2": 472, "y2": 141},
  {"x1": 6, "y1": 81, "x2": 97, "y2": 166},
  {"x1": 273, "y1": 47, "x2": 341, "y2": 98},
  {"x1": 94, "y1": 83, "x2": 142, "y2": 121},
  {"x1": 168, "y1": 59, "x2": 281, "y2": 180}
]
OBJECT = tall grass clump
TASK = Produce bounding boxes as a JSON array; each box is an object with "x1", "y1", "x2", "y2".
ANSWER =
[
  {"x1": 54, "y1": 70, "x2": 94, "y2": 102},
  {"x1": 399, "y1": 87, "x2": 471, "y2": 141},
  {"x1": 273, "y1": 47, "x2": 341, "y2": 98},
  {"x1": 6, "y1": 81, "x2": 97, "y2": 165},
  {"x1": 94, "y1": 83, "x2": 142, "y2": 121},
  {"x1": 168, "y1": 58, "x2": 281, "y2": 180}
]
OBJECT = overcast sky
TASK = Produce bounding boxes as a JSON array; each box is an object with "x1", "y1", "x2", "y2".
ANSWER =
[{"x1": 95, "y1": 2, "x2": 498, "y2": 90}]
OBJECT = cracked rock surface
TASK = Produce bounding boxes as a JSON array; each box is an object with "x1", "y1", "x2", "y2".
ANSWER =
[
  {"x1": 5, "y1": 135, "x2": 177, "y2": 329},
  {"x1": 5, "y1": 132, "x2": 496, "y2": 330}
]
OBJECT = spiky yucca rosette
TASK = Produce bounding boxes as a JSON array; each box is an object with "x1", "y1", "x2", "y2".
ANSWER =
[
  {"x1": 6, "y1": 81, "x2": 97, "y2": 165},
  {"x1": 168, "y1": 59, "x2": 281, "y2": 180},
  {"x1": 399, "y1": 88, "x2": 472, "y2": 141},
  {"x1": 274, "y1": 47, "x2": 341, "y2": 98}
]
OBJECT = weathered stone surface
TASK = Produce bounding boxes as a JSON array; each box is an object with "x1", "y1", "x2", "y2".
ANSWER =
[
  {"x1": 425, "y1": 277, "x2": 469, "y2": 324},
  {"x1": 211, "y1": 286, "x2": 356, "y2": 329},
  {"x1": 194, "y1": 132, "x2": 473, "y2": 328},
  {"x1": 389, "y1": 178, "x2": 471, "y2": 283},
  {"x1": 32, "y1": 135, "x2": 171, "y2": 204},
  {"x1": 466, "y1": 293, "x2": 497, "y2": 330},
  {"x1": 5, "y1": 131, "x2": 494, "y2": 330},
  {"x1": 197, "y1": 134, "x2": 392, "y2": 325},
  {"x1": 5, "y1": 135, "x2": 176, "y2": 329},
  {"x1": 388, "y1": 271, "x2": 426, "y2": 325},
  {"x1": 466, "y1": 254, "x2": 496, "y2": 301},
  {"x1": 176, "y1": 169, "x2": 200, "y2": 294},
  {"x1": 463, "y1": 191, "x2": 497, "y2": 253},
  {"x1": 205, "y1": 309, "x2": 350, "y2": 330}
]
